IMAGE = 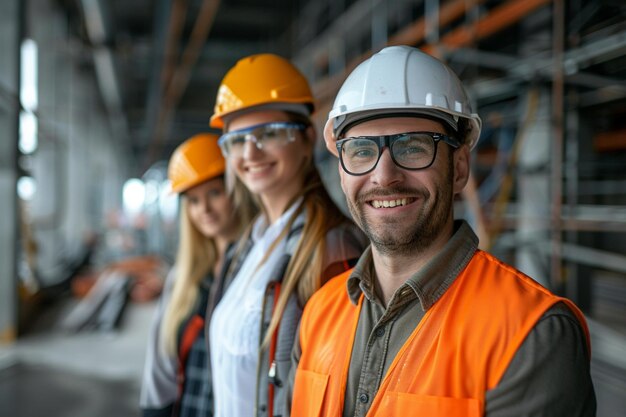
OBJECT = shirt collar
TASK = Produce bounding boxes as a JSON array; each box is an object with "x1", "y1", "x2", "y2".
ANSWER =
[
  {"x1": 346, "y1": 220, "x2": 479, "y2": 310},
  {"x1": 250, "y1": 197, "x2": 304, "y2": 243}
]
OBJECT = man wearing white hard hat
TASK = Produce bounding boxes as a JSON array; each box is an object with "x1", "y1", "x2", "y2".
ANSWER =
[{"x1": 286, "y1": 46, "x2": 595, "y2": 417}]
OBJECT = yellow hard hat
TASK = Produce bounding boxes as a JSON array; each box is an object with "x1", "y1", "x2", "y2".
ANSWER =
[
  {"x1": 210, "y1": 53, "x2": 315, "y2": 129},
  {"x1": 168, "y1": 133, "x2": 226, "y2": 194}
]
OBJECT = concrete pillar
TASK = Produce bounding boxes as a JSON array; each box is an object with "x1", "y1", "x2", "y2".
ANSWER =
[
  {"x1": 27, "y1": 0, "x2": 74, "y2": 284},
  {"x1": 514, "y1": 6, "x2": 554, "y2": 288},
  {"x1": 516, "y1": 88, "x2": 551, "y2": 287},
  {"x1": 0, "y1": 0, "x2": 21, "y2": 343},
  {"x1": 27, "y1": 0, "x2": 129, "y2": 282}
]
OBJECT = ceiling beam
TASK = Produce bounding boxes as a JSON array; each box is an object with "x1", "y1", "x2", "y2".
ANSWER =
[
  {"x1": 79, "y1": 0, "x2": 128, "y2": 142},
  {"x1": 445, "y1": 27, "x2": 626, "y2": 101},
  {"x1": 141, "y1": 0, "x2": 171, "y2": 165},
  {"x1": 299, "y1": 0, "x2": 558, "y2": 126},
  {"x1": 422, "y1": 0, "x2": 552, "y2": 55},
  {"x1": 143, "y1": 0, "x2": 221, "y2": 171},
  {"x1": 214, "y1": 5, "x2": 291, "y2": 28}
]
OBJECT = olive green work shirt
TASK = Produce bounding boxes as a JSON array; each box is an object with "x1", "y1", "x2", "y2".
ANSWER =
[{"x1": 285, "y1": 220, "x2": 596, "y2": 417}]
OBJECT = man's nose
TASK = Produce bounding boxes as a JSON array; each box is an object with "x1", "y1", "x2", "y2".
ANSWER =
[{"x1": 369, "y1": 148, "x2": 403, "y2": 187}]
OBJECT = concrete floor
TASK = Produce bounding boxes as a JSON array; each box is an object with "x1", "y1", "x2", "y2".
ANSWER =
[
  {"x1": 1, "y1": 294, "x2": 625, "y2": 416},
  {"x1": 0, "y1": 363, "x2": 140, "y2": 417},
  {"x1": 0, "y1": 298, "x2": 155, "y2": 417}
]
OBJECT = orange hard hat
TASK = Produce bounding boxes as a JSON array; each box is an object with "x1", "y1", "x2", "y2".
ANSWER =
[
  {"x1": 168, "y1": 133, "x2": 226, "y2": 194},
  {"x1": 210, "y1": 53, "x2": 315, "y2": 129}
]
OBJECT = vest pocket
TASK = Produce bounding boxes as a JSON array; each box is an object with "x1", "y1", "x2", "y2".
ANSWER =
[
  {"x1": 379, "y1": 392, "x2": 482, "y2": 417},
  {"x1": 291, "y1": 369, "x2": 329, "y2": 417}
]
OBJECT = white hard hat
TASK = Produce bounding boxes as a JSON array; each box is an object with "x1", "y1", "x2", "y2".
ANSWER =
[{"x1": 324, "y1": 45, "x2": 482, "y2": 156}]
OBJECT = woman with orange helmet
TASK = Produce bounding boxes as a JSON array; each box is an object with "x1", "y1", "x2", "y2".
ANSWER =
[
  {"x1": 207, "y1": 54, "x2": 366, "y2": 417},
  {"x1": 140, "y1": 133, "x2": 256, "y2": 417}
]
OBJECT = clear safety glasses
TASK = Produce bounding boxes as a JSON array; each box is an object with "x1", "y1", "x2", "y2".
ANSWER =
[
  {"x1": 336, "y1": 131, "x2": 461, "y2": 176},
  {"x1": 218, "y1": 122, "x2": 307, "y2": 157}
]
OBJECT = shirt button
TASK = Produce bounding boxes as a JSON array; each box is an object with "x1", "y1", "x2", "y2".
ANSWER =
[
  {"x1": 359, "y1": 393, "x2": 369, "y2": 403},
  {"x1": 374, "y1": 327, "x2": 385, "y2": 337}
]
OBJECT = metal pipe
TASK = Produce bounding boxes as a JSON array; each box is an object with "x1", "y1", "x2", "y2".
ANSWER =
[
  {"x1": 305, "y1": 0, "x2": 485, "y2": 105},
  {"x1": 142, "y1": 0, "x2": 172, "y2": 168},
  {"x1": 145, "y1": 0, "x2": 221, "y2": 171},
  {"x1": 496, "y1": 235, "x2": 626, "y2": 275},
  {"x1": 425, "y1": 0, "x2": 440, "y2": 45},
  {"x1": 422, "y1": 0, "x2": 552, "y2": 54},
  {"x1": 550, "y1": 0, "x2": 564, "y2": 290},
  {"x1": 164, "y1": 0, "x2": 220, "y2": 109},
  {"x1": 371, "y1": 0, "x2": 388, "y2": 51},
  {"x1": 161, "y1": 0, "x2": 189, "y2": 93},
  {"x1": 389, "y1": 0, "x2": 485, "y2": 47},
  {"x1": 312, "y1": 0, "x2": 555, "y2": 110},
  {"x1": 79, "y1": 0, "x2": 127, "y2": 140},
  {"x1": 0, "y1": 0, "x2": 23, "y2": 344}
]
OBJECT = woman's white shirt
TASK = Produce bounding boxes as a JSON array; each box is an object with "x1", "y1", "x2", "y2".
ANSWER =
[
  {"x1": 209, "y1": 202, "x2": 302, "y2": 417},
  {"x1": 209, "y1": 201, "x2": 364, "y2": 417}
]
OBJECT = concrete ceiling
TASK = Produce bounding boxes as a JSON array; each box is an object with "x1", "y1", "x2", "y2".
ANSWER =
[
  {"x1": 57, "y1": 0, "x2": 303, "y2": 170},
  {"x1": 54, "y1": 0, "x2": 626, "y2": 173}
]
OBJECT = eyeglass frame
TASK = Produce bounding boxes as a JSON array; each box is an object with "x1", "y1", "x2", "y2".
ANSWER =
[
  {"x1": 335, "y1": 131, "x2": 462, "y2": 176},
  {"x1": 218, "y1": 121, "x2": 307, "y2": 156}
]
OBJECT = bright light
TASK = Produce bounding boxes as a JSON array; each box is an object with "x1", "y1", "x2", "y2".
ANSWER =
[
  {"x1": 17, "y1": 176, "x2": 37, "y2": 201},
  {"x1": 123, "y1": 178, "x2": 146, "y2": 216},
  {"x1": 144, "y1": 181, "x2": 160, "y2": 205},
  {"x1": 20, "y1": 39, "x2": 38, "y2": 154},
  {"x1": 19, "y1": 111, "x2": 38, "y2": 154},
  {"x1": 159, "y1": 180, "x2": 178, "y2": 221},
  {"x1": 20, "y1": 39, "x2": 38, "y2": 112}
]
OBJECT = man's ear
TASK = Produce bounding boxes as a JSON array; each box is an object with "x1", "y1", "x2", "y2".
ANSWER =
[
  {"x1": 453, "y1": 145, "x2": 470, "y2": 195},
  {"x1": 338, "y1": 160, "x2": 347, "y2": 194}
]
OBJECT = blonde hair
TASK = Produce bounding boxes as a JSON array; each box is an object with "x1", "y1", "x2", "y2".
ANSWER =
[
  {"x1": 242, "y1": 118, "x2": 348, "y2": 347},
  {"x1": 161, "y1": 178, "x2": 256, "y2": 356},
  {"x1": 260, "y1": 163, "x2": 346, "y2": 347}
]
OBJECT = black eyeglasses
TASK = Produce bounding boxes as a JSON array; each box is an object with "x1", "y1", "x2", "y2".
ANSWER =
[{"x1": 336, "y1": 131, "x2": 461, "y2": 176}]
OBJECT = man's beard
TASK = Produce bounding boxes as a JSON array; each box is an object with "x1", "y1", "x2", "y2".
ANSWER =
[{"x1": 347, "y1": 181, "x2": 453, "y2": 257}]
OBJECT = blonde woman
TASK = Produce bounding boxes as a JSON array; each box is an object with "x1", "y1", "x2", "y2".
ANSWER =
[
  {"x1": 208, "y1": 54, "x2": 366, "y2": 417},
  {"x1": 140, "y1": 134, "x2": 256, "y2": 417}
]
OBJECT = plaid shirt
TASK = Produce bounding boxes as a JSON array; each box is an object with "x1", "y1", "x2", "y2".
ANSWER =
[{"x1": 178, "y1": 281, "x2": 212, "y2": 417}]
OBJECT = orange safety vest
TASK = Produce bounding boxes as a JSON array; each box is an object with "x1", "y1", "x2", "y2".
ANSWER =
[{"x1": 292, "y1": 250, "x2": 590, "y2": 417}]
